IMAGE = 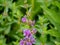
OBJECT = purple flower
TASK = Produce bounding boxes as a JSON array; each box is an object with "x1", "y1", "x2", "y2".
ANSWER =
[
  {"x1": 20, "y1": 29, "x2": 36, "y2": 45},
  {"x1": 22, "y1": 17, "x2": 27, "y2": 22},
  {"x1": 26, "y1": 42, "x2": 32, "y2": 45},
  {"x1": 23, "y1": 29, "x2": 32, "y2": 37},
  {"x1": 20, "y1": 40, "x2": 25, "y2": 45},
  {"x1": 20, "y1": 36, "x2": 35, "y2": 45},
  {"x1": 29, "y1": 36, "x2": 36, "y2": 44}
]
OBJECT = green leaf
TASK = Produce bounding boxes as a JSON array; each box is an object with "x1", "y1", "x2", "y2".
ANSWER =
[
  {"x1": 52, "y1": 1, "x2": 60, "y2": 9},
  {"x1": 42, "y1": 7, "x2": 60, "y2": 30},
  {"x1": 47, "y1": 29, "x2": 60, "y2": 37},
  {"x1": 4, "y1": 25, "x2": 11, "y2": 34}
]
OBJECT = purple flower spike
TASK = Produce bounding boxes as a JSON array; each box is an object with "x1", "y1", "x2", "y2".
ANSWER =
[
  {"x1": 23, "y1": 29, "x2": 31, "y2": 37},
  {"x1": 22, "y1": 17, "x2": 27, "y2": 23}
]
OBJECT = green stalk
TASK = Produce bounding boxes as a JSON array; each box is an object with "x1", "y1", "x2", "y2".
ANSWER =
[
  {"x1": 31, "y1": 0, "x2": 34, "y2": 10},
  {"x1": 30, "y1": 0, "x2": 34, "y2": 20}
]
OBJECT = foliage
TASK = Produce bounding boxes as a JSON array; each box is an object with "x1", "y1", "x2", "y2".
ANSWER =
[{"x1": 0, "y1": 0, "x2": 60, "y2": 45}]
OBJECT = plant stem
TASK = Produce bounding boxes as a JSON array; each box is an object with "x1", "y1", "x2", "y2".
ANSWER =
[{"x1": 31, "y1": 0, "x2": 34, "y2": 11}]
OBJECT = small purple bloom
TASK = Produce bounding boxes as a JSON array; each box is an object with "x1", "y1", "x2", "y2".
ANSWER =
[
  {"x1": 20, "y1": 29, "x2": 36, "y2": 45},
  {"x1": 31, "y1": 20, "x2": 35, "y2": 26},
  {"x1": 22, "y1": 17, "x2": 27, "y2": 22},
  {"x1": 32, "y1": 28, "x2": 37, "y2": 34},
  {"x1": 20, "y1": 36, "x2": 35, "y2": 45},
  {"x1": 23, "y1": 29, "x2": 31, "y2": 37},
  {"x1": 26, "y1": 42, "x2": 32, "y2": 45},
  {"x1": 28, "y1": 20, "x2": 35, "y2": 26},
  {"x1": 29, "y1": 36, "x2": 35, "y2": 44},
  {"x1": 20, "y1": 40, "x2": 24, "y2": 45}
]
